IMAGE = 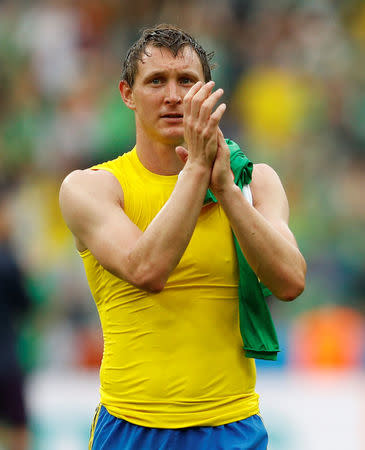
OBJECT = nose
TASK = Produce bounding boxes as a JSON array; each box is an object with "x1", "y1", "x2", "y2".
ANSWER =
[{"x1": 165, "y1": 81, "x2": 182, "y2": 105}]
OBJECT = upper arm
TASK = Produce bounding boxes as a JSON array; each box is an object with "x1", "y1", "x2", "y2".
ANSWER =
[
  {"x1": 59, "y1": 169, "x2": 142, "y2": 280},
  {"x1": 250, "y1": 163, "x2": 298, "y2": 247}
]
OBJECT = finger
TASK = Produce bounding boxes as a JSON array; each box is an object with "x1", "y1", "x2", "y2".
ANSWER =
[
  {"x1": 183, "y1": 81, "x2": 203, "y2": 117},
  {"x1": 216, "y1": 130, "x2": 231, "y2": 171},
  {"x1": 207, "y1": 103, "x2": 226, "y2": 131},
  {"x1": 203, "y1": 104, "x2": 226, "y2": 149},
  {"x1": 198, "y1": 88, "x2": 224, "y2": 124},
  {"x1": 175, "y1": 146, "x2": 189, "y2": 164},
  {"x1": 190, "y1": 81, "x2": 215, "y2": 119}
]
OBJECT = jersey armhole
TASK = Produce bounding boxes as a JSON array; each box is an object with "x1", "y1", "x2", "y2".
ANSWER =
[{"x1": 242, "y1": 184, "x2": 253, "y2": 206}]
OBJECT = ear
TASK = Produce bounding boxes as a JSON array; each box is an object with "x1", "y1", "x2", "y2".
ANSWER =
[{"x1": 119, "y1": 80, "x2": 135, "y2": 110}]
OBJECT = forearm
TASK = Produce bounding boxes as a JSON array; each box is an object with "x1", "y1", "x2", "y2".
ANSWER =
[
  {"x1": 126, "y1": 162, "x2": 211, "y2": 292},
  {"x1": 216, "y1": 185, "x2": 306, "y2": 300}
]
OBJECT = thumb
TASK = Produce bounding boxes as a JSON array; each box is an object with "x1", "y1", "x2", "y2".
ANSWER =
[
  {"x1": 217, "y1": 128, "x2": 226, "y2": 147},
  {"x1": 175, "y1": 146, "x2": 189, "y2": 164}
]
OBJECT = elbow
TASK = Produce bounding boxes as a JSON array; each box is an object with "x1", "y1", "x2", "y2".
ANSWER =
[
  {"x1": 277, "y1": 263, "x2": 306, "y2": 302},
  {"x1": 124, "y1": 253, "x2": 169, "y2": 293},
  {"x1": 104, "y1": 257, "x2": 167, "y2": 293},
  {"x1": 130, "y1": 265, "x2": 167, "y2": 294},
  {"x1": 278, "y1": 280, "x2": 305, "y2": 302},
  {"x1": 140, "y1": 278, "x2": 166, "y2": 294}
]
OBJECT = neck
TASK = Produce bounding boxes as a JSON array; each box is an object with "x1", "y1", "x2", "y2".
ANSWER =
[{"x1": 135, "y1": 132, "x2": 185, "y2": 176}]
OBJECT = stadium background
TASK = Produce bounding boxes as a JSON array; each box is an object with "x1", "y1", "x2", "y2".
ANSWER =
[{"x1": 1, "y1": 0, "x2": 365, "y2": 448}]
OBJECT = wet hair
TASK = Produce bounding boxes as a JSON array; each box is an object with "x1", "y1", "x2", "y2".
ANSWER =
[{"x1": 121, "y1": 24, "x2": 214, "y2": 87}]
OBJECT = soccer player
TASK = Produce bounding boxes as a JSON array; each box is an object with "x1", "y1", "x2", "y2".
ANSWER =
[{"x1": 59, "y1": 24, "x2": 306, "y2": 450}]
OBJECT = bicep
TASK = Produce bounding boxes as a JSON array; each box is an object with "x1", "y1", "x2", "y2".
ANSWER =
[
  {"x1": 59, "y1": 170, "x2": 142, "y2": 278},
  {"x1": 251, "y1": 164, "x2": 298, "y2": 247},
  {"x1": 80, "y1": 202, "x2": 142, "y2": 278}
]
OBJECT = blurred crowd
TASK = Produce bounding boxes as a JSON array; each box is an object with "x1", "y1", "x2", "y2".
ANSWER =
[{"x1": 1, "y1": 0, "x2": 365, "y2": 379}]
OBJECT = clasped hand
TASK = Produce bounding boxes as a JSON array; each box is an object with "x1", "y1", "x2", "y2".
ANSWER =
[{"x1": 176, "y1": 81, "x2": 234, "y2": 195}]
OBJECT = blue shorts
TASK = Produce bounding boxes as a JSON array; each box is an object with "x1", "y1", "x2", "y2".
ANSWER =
[{"x1": 89, "y1": 404, "x2": 268, "y2": 450}]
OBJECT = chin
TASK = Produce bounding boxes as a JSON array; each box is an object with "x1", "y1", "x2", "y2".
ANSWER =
[{"x1": 160, "y1": 131, "x2": 184, "y2": 146}]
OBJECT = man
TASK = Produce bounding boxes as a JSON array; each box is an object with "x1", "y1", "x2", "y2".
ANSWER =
[{"x1": 59, "y1": 24, "x2": 306, "y2": 450}]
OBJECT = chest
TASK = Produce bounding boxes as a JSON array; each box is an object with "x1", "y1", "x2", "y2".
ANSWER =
[{"x1": 124, "y1": 183, "x2": 239, "y2": 286}]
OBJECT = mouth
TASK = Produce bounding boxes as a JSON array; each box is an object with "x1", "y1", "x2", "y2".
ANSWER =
[{"x1": 161, "y1": 113, "x2": 183, "y2": 119}]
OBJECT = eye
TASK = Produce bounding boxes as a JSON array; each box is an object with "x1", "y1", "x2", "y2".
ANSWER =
[
  {"x1": 150, "y1": 78, "x2": 161, "y2": 85},
  {"x1": 180, "y1": 77, "x2": 194, "y2": 85}
]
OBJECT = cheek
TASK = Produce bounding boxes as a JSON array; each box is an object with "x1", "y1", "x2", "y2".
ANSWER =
[
  {"x1": 181, "y1": 87, "x2": 191, "y2": 100},
  {"x1": 141, "y1": 95, "x2": 161, "y2": 113},
  {"x1": 135, "y1": 100, "x2": 154, "y2": 117}
]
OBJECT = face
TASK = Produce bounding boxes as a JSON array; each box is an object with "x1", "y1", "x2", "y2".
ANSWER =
[{"x1": 120, "y1": 45, "x2": 205, "y2": 146}]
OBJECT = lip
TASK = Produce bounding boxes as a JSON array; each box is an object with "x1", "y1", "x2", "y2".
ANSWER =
[
  {"x1": 160, "y1": 115, "x2": 183, "y2": 123},
  {"x1": 160, "y1": 112, "x2": 183, "y2": 118}
]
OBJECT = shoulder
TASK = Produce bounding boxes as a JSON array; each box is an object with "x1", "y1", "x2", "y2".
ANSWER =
[
  {"x1": 59, "y1": 169, "x2": 124, "y2": 230},
  {"x1": 60, "y1": 168, "x2": 122, "y2": 191},
  {"x1": 60, "y1": 168, "x2": 123, "y2": 209},
  {"x1": 251, "y1": 163, "x2": 281, "y2": 186},
  {"x1": 250, "y1": 163, "x2": 288, "y2": 212},
  {"x1": 59, "y1": 169, "x2": 124, "y2": 251}
]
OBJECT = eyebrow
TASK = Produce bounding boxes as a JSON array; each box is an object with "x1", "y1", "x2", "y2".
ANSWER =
[{"x1": 143, "y1": 70, "x2": 201, "y2": 81}]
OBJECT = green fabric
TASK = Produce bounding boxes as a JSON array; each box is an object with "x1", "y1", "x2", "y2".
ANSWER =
[{"x1": 204, "y1": 139, "x2": 280, "y2": 361}]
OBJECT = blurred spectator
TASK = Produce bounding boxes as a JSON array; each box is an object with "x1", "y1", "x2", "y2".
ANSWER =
[
  {"x1": 0, "y1": 184, "x2": 31, "y2": 450},
  {"x1": 15, "y1": 0, "x2": 82, "y2": 98},
  {"x1": 289, "y1": 306, "x2": 365, "y2": 369}
]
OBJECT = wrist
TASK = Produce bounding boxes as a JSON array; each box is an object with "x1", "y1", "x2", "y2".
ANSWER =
[
  {"x1": 182, "y1": 160, "x2": 211, "y2": 182},
  {"x1": 212, "y1": 182, "x2": 240, "y2": 202}
]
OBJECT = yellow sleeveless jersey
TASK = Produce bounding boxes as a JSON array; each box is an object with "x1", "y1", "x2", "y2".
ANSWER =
[{"x1": 79, "y1": 147, "x2": 259, "y2": 428}]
